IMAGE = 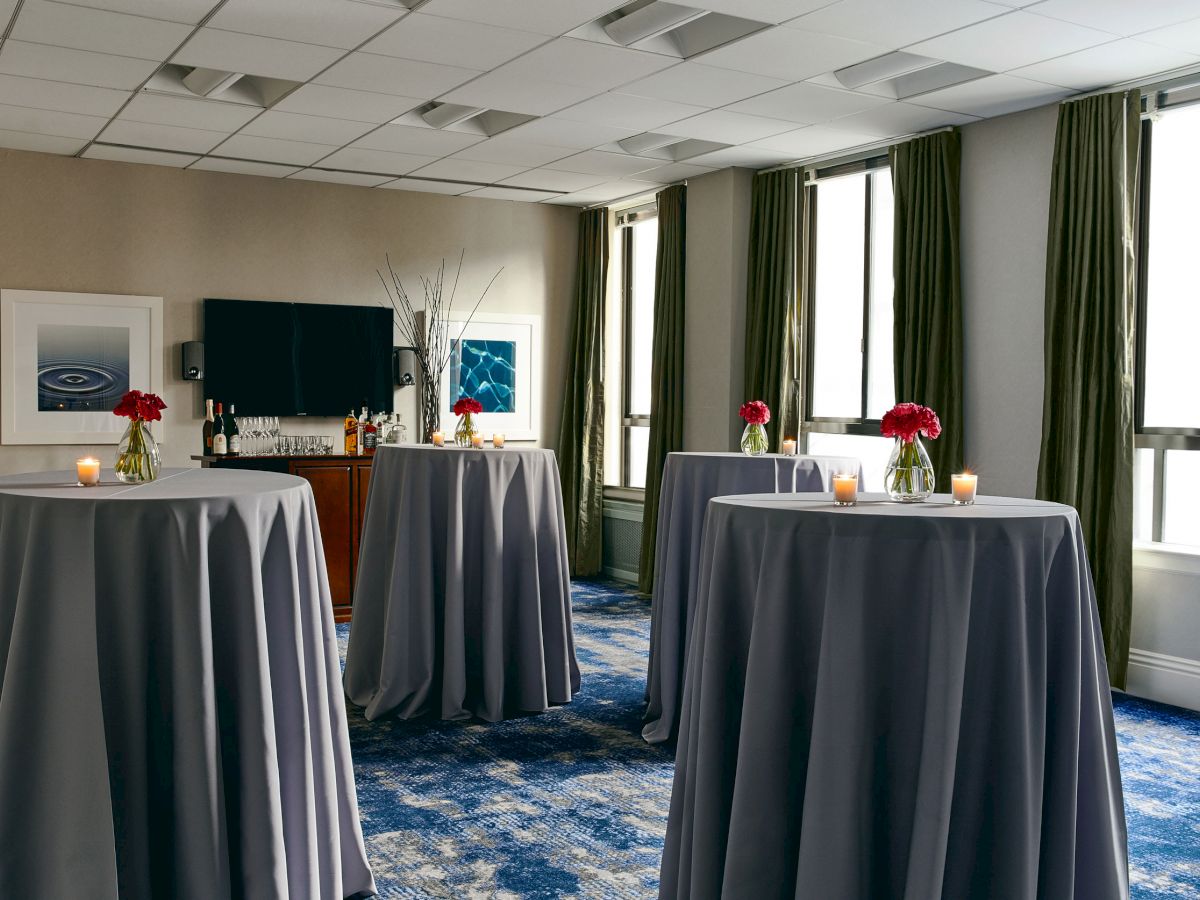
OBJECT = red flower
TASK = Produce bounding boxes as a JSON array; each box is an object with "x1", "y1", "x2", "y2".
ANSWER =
[
  {"x1": 113, "y1": 390, "x2": 167, "y2": 422},
  {"x1": 880, "y1": 402, "x2": 941, "y2": 443},
  {"x1": 739, "y1": 400, "x2": 771, "y2": 426},
  {"x1": 453, "y1": 396, "x2": 483, "y2": 416}
]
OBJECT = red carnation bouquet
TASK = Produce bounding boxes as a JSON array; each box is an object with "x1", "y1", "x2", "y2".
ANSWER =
[
  {"x1": 452, "y1": 396, "x2": 483, "y2": 417},
  {"x1": 113, "y1": 390, "x2": 165, "y2": 484},
  {"x1": 880, "y1": 402, "x2": 940, "y2": 444},
  {"x1": 739, "y1": 400, "x2": 771, "y2": 426},
  {"x1": 113, "y1": 389, "x2": 167, "y2": 422}
]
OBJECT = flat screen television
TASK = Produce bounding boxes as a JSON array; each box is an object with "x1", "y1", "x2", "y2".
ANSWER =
[{"x1": 204, "y1": 298, "x2": 393, "y2": 416}]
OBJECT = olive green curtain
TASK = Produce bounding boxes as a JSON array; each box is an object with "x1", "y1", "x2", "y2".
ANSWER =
[
  {"x1": 558, "y1": 207, "x2": 609, "y2": 577},
  {"x1": 890, "y1": 130, "x2": 965, "y2": 487},
  {"x1": 638, "y1": 185, "x2": 686, "y2": 594},
  {"x1": 1037, "y1": 91, "x2": 1140, "y2": 689},
  {"x1": 742, "y1": 168, "x2": 800, "y2": 449}
]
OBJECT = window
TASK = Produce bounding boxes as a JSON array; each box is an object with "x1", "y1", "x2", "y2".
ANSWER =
[
  {"x1": 800, "y1": 159, "x2": 896, "y2": 490},
  {"x1": 605, "y1": 204, "x2": 658, "y2": 491},
  {"x1": 1134, "y1": 98, "x2": 1200, "y2": 547}
]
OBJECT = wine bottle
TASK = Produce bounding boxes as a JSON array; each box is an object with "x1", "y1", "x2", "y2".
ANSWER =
[
  {"x1": 344, "y1": 409, "x2": 358, "y2": 456},
  {"x1": 213, "y1": 402, "x2": 227, "y2": 456},
  {"x1": 227, "y1": 403, "x2": 241, "y2": 456},
  {"x1": 202, "y1": 398, "x2": 214, "y2": 456}
]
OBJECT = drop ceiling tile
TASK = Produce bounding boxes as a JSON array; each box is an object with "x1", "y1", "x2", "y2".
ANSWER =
[
  {"x1": 44, "y1": 0, "x2": 218, "y2": 25},
  {"x1": 497, "y1": 38, "x2": 674, "y2": 92},
  {"x1": 698, "y1": 27, "x2": 886, "y2": 82},
  {"x1": 690, "y1": 0, "x2": 834, "y2": 24},
  {"x1": 190, "y1": 156, "x2": 301, "y2": 177},
  {"x1": 628, "y1": 161, "x2": 716, "y2": 182},
  {"x1": 418, "y1": 0, "x2": 627, "y2": 37},
  {"x1": 545, "y1": 149, "x2": 659, "y2": 176},
  {"x1": 352, "y1": 123, "x2": 483, "y2": 155},
  {"x1": 0, "y1": 41, "x2": 160, "y2": 91},
  {"x1": 555, "y1": 92, "x2": 706, "y2": 131},
  {"x1": 364, "y1": 13, "x2": 546, "y2": 69},
  {"x1": 494, "y1": 117, "x2": 636, "y2": 150},
  {"x1": 213, "y1": 133, "x2": 341, "y2": 165},
  {"x1": 907, "y1": 11, "x2": 1113, "y2": 72},
  {"x1": 379, "y1": 176, "x2": 473, "y2": 194},
  {"x1": 684, "y1": 145, "x2": 795, "y2": 167},
  {"x1": 543, "y1": 179, "x2": 656, "y2": 204},
  {"x1": 122, "y1": 92, "x2": 261, "y2": 130},
  {"x1": 84, "y1": 143, "x2": 200, "y2": 166},
  {"x1": 242, "y1": 110, "x2": 378, "y2": 145},
  {"x1": 911, "y1": 73, "x2": 1072, "y2": 117},
  {"x1": 290, "y1": 168, "x2": 395, "y2": 186},
  {"x1": 1034, "y1": 0, "x2": 1200, "y2": 36},
  {"x1": 621, "y1": 62, "x2": 787, "y2": 108},
  {"x1": 1010, "y1": 39, "x2": 1198, "y2": 90},
  {"x1": 208, "y1": 0, "x2": 406, "y2": 51},
  {"x1": 748, "y1": 123, "x2": 872, "y2": 156},
  {"x1": 727, "y1": 81, "x2": 891, "y2": 124},
  {"x1": 464, "y1": 185, "x2": 560, "y2": 201},
  {"x1": 410, "y1": 156, "x2": 527, "y2": 182},
  {"x1": 319, "y1": 146, "x2": 437, "y2": 174},
  {"x1": 833, "y1": 101, "x2": 979, "y2": 136},
  {"x1": 0, "y1": 73, "x2": 129, "y2": 116},
  {"x1": 1139, "y1": 17, "x2": 1200, "y2": 55},
  {"x1": 272, "y1": 84, "x2": 424, "y2": 123},
  {"x1": 665, "y1": 109, "x2": 795, "y2": 143},
  {"x1": 499, "y1": 168, "x2": 607, "y2": 191},
  {"x1": 13, "y1": 2, "x2": 193, "y2": 60},
  {"x1": 0, "y1": 129, "x2": 87, "y2": 154},
  {"x1": 100, "y1": 118, "x2": 228, "y2": 152},
  {"x1": 453, "y1": 137, "x2": 575, "y2": 166},
  {"x1": 787, "y1": 0, "x2": 1008, "y2": 48},
  {"x1": 173, "y1": 28, "x2": 344, "y2": 81},
  {"x1": 0, "y1": 103, "x2": 108, "y2": 138},
  {"x1": 440, "y1": 70, "x2": 602, "y2": 117},
  {"x1": 317, "y1": 52, "x2": 479, "y2": 98}
]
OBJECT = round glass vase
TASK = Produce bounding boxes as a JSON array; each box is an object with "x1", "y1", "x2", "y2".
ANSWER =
[
  {"x1": 114, "y1": 419, "x2": 161, "y2": 484},
  {"x1": 740, "y1": 422, "x2": 769, "y2": 457},
  {"x1": 454, "y1": 412, "x2": 478, "y2": 447},
  {"x1": 884, "y1": 435, "x2": 935, "y2": 502}
]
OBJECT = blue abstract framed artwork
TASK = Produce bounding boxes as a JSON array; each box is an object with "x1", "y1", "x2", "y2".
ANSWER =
[{"x1": 441, "y1": 312, "x2": 542, "y2": 441}]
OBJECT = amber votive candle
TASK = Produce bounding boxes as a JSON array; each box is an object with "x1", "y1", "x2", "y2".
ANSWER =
[
  {"x1": 952, "y1": 473, "x2": 978, "y2": 505},
  {"x1": 76, "y1": 457, "x2": 100, "y2": 486},
  {"x1": 832, "y1": 474, "x2": 858, "y2": 506}
]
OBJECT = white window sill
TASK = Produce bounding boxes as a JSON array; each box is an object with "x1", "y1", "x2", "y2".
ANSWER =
[{"x1": 1134, "y1": 541, "x2": 1200, "y2": 577}]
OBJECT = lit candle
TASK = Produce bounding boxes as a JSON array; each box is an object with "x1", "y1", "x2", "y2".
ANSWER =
[
  {"x1": 471, "y1": 433, "x2": 484, "y2": 449},
  {"x1": 76, "y1": 457, "x2": 100, "y2": 486},
  {"x1": 431, "y1": 431, "x2": 444, "y2": 447},
  {"x1": 952, "y1": 472, "x2": 978, "y2": 505},
  {"x1": 492, "y1": 433, "x2": 505, "y2": 449},
  {"x1": 781, "y1": 438, "x2": 797, "y2": 456},
  {"x1": 832, "y1": 473, "x2": 858, "y2": 506}
]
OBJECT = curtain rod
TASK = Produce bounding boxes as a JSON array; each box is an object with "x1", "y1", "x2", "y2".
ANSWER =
[
  {"x1": 1064, "y1": 59, "x2": 1200, "y2": 104},
  {"x1": 757, "y1": 125, "x2": 953, "y2": 175}
]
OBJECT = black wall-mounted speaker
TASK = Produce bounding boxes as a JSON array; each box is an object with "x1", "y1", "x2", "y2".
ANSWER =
[
  {"x1": 182, "y1": 341, "x2": 205, "y2": 381},
  {"x1": 393, "y1": 346, "x2": 416, "y2": 387}
]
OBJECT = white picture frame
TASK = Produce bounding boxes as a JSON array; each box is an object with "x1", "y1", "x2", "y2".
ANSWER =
[
  {"x1": 1, "y1": 289, "x2": 164, "y2": 445},
  {"x1": 440, "y1": 312, "x2": 542, "y2": 442}
]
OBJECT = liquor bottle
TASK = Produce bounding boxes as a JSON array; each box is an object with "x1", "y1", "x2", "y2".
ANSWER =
[
  {"x1": 227, "y1": 403, "x2": 241, "y2": 456},
  {"x1": 357, "y1": 405, "x2": 367, "y2": 457},
  {"x1": 344, "y1": 409, "x2": 358, "y2": 455},
  {"x1": 364, "y1": 413, "x2": 378, "y2": 453},
  {"x1": 202, "y1": 398, "x2": 214, "y2": 456},
  {"x1": 212, "y1": 402, "x2": 227, "y2": 456}
]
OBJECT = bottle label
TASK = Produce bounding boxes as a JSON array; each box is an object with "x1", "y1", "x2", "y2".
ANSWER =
[
  {"x1": 228, "y1": 434, "x2": 241, "y2": 454},
  {"x1": 213, "y1": 434, "x2": 228, "y2": 455}
]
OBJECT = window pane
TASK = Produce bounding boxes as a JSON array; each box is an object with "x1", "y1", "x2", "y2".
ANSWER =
[
  {"x1": 805, "y1": 431, "x2": 893, "y2": 492},
  {"x1": 1162, "y1": 450, "x2": 1200, "y2": 546},
  {"x1": 1133, "y1": 447, "x2": 1154, "y2": 541},
  {"x1": 866, "y1": 169, "x2": 895, "y2": 419},
  {"x1": 626, "y1": 425, "x2": 650, "y2": 489},
  {"x1": 811, "y1": 174, "x2": 865, "y2": 418},
  {"x1": 604, "y1": 228, "x2": 624, "y2": 488},
  {"x1": 1143, "y1": 104, "x2": 1200, "y2": 428},
  {"x1": 627, "y1": 217, "x2": 658, "y2": 417}
]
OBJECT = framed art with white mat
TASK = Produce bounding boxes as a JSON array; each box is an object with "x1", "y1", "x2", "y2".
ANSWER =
[{"x1": 440, "y1": 312, "x2": 541, "y2": 442}]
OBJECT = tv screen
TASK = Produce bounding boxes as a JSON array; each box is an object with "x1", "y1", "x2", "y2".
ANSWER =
[{"x1": 204, "y1": 298, "x2": 393, "y2": 416}]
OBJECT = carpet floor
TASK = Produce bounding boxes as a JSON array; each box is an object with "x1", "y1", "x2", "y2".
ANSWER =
[{"x1": 337, "y1": 580, "x2": 1200, "y2": 899}]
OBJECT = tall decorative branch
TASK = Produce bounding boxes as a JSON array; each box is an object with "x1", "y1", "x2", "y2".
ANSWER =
[{"x1": 378, "y1": 251, "x2": 503, "y2": 442}]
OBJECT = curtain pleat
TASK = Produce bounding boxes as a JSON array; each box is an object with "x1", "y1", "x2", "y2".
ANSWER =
[
  {"x1": 742, "y1": 168, "x2": 800, "y2": 449},
  {"x1": 557, "y1": 207, "x2": 609, "y2": 577},
  {"x1": 1037, "y1": 91, "x2": 1139, "y2": 688},
  {"x1": 890, "y1": 130, "x2": 965, "y2": 487},
  {"x1": 638, "y1": 185, "x2": 686, "y2": 594}
]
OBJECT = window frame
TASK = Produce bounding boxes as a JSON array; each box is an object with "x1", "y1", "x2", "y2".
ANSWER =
[{"x1": 613, "y1": 202, "x2": 657, "y2": 492}]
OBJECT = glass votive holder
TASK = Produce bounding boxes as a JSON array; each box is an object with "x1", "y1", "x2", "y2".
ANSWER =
[
  {"x1": 832, "y1": 473, "x2": 858, "y2": 506},
  {"x1": 952, "y1": 473, "x2": 978, "y2": 505},
  {"x1": 76, "y1": 457, "x2": 101, "y2": 487}
]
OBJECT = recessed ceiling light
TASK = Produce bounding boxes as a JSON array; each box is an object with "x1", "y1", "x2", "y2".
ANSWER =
[
  {"x1": 421, "y1": 102, "x2": 485, "y2": 130},
  {"x1": 585, "y1": 0, "x2": 766, "y2": 59},
  {"x1": 181, "y1": 68, "x2": 244, "y2": 99},
  {"x1": 835, "y1": 52, "x2": 991, "y2": 100},
  {"x1": 605, "y1": 2, "x2": 709, "y2": 46},
  {"x1": 618, "y1": 132, "x2": 685, "y2": 154}
]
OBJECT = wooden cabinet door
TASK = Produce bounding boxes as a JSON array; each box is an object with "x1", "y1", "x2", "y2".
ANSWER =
[
  {"x1": 351, "y1": 462, "x2": 373, "y2": 608},
  {"x1": 293, "y1": 464, "x2": 355, "y2": 616}
]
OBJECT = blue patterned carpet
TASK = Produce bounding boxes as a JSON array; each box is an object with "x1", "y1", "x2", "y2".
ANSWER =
[{"x1": 338, "y1": 580, "x2": 1200, "y2": 898}]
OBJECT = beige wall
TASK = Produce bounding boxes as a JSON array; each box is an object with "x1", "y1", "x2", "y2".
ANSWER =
[{"x1": 0, "y1": 148, "x2": 578, "y2": 472}]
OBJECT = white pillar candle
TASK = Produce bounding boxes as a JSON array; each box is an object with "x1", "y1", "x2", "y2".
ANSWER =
[
  {"x1": 492, "y1": 433, "x2": 505, "y2": 448},
  {"x1": 76, "y1": 457, "x2": 100, "y2": 486},
  {"x1": 781, "y1": 438, "x2": 797, "y2": 456},
  {"x1": 952, "y1": 472, "x2": 978, "y2": 505},
  {"x1": 431, "y1": 431, "x2": 444, "y2": 447},
  {"x1": 832, "y1": 473, "x2": 858, "y2": 506},
  {"x1": 471, "y1": 433, "x2": 484, "y2": 449}
]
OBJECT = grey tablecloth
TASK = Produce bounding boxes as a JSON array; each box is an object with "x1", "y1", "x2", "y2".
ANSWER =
[
  {"x1": 0, "y1": 468, "x2": 374, "y2": 900},
  {"x1": 661, "y1": 493, "x2": 1128, "y2": 900},
  {"x1": 644, "y1": 452, "x2": 862, "y2": 744},
  {"x1": 344, "y1": 444, "x2": 580, "y2": 722}
]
